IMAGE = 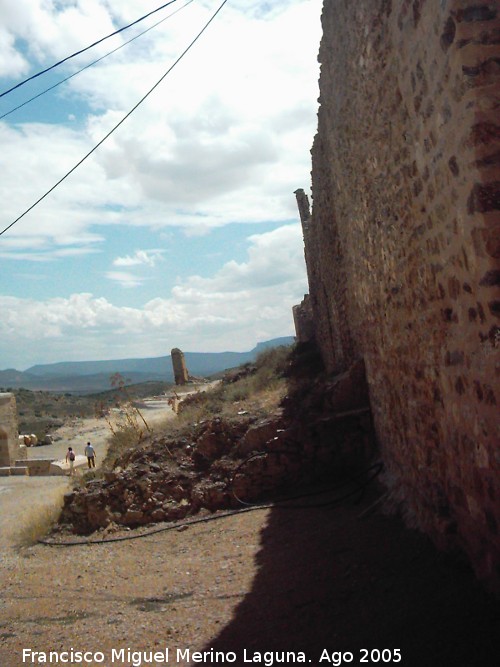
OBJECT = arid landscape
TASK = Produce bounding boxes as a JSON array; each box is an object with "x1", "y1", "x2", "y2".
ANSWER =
[
  {"x1": 1, "y1": 454, "x2": 498, "y2": 667},
  {"x1": 0, "y1": 388, "x2": 181, "y2": 548},
  {"x1": 1, "y1": 348, "x2": 499, "y2": 667},
  {"x1": 2, "y1": 0, "x2": 499, "y2": 665}
]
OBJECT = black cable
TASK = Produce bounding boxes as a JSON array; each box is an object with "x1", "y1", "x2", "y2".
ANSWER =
[
  {"x1": 37, "y1": 462, "x2": 383, "y2": 547},
  {"x1": 0, "y1": 0, "x2": 179, "y2": 99},
  {"x1": 231, "y1": 457, "x2": 383, "y2": 509},
  {"x1": 0, "y1": 0, "x2": 229, "y2": 239},
  {"x1": 0, "y1": 0, "x2": 195, "y2": 122},
  {"x1": 39, "y1": 505, "x2": 272, "y2": 547}
]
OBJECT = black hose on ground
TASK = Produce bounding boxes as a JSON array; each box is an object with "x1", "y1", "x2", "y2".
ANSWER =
[{"x1": 37, "y1": 461, "x2": 384, "y2": 548}]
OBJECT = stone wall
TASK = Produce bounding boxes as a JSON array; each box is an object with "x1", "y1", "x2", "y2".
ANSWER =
[
  {"x1": 0, "y1": 393, "x2": 24, "y2": 467},
  {"x1": 307, "y1": 0, "x2": 500, "y2": 589}
]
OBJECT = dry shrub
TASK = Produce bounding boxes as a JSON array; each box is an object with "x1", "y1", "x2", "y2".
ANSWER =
[
  {"x1": 101, "y1": 425, "x2": 144, "y2": 470},
  {"x1": 173, "y1": 345, "x2": 292, "y2": 426},
  {"x1": 15, "y1": 487, "x2": 66, "y2": 547},
  {"x1": 216, "y1": 345, "x2": 291, "y2": 404}
]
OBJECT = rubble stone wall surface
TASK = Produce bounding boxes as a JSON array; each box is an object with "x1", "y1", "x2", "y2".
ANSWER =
[
  {"x1": 308, "y1": 0, "x2": 500, "y2": 588},
  {"x1": 0, "y1": 393, "x2": 21, "y2": 467}
]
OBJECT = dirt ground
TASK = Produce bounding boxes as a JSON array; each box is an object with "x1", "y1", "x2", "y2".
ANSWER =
[
  {"x1": 0, "y1": 471, "x2": 498, "y2": 667},
  {"x1": 0, "y1": 384, "x2": 498, "y2": 667}
]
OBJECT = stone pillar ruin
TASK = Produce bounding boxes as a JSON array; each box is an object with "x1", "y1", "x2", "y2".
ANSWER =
[
  {"x1": 294, "y1": 188, "x2": 311, "y2": 229},
  {"x1": 293, "y1": 190, "x2": 315, "y2": 344},
  {"x1": 171, "y1": 348, "x2": 189, "y2": 385},
  {"x1": 293, "y1": 295, "x2": 315, "y2": 343},
  {"x1": 0, "y1": 393, "x2": 25, "y2": 468}
]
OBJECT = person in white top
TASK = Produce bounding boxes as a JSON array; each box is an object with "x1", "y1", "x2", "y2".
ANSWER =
[{"x1": 84, "y1": 442, "x2": 96, "y2": 469}]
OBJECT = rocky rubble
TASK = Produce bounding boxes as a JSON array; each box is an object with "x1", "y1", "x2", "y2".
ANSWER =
[
  {"x1": 60, "y1": 347, "x2": 377, "y2": 535},
  {"x1": 60, "y1": 414, "x2": 286, "y2": 534}
]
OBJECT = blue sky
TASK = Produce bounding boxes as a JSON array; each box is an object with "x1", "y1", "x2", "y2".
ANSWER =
[{"x1": 0, "y1": 0, "x2": 321, "y2": 370}]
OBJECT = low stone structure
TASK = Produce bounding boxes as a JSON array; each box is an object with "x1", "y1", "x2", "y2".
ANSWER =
[
  {"x1": 171, "y1": 348, "x2": 189, "y2": 385},
  {"x1": 0, "y1": 393, "x2": 26, "y2": 470}
]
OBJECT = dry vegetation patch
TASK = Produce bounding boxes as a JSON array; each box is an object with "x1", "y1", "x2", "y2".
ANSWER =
[
  {"x1": 11, "y1": 381, "x2": 173, "y2": 441},
  {"x1": 14, "y1": 485, "x2": 67, "y2": 547}
]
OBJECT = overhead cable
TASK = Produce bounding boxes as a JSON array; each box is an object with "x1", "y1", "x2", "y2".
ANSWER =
[
  {"x1": 0, "y1": 0, "x2": 194, "y2": 122},
  {"x1": 0, "y1": 0, "x2": 229, "y2": 239},
  {"x1": 0, "y1": 0, "x2": 179, "y2": 99}
]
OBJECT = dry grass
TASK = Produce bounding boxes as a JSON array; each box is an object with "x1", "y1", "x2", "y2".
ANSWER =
[
  {"x1": 15, "y1": 487, "x2": 67, "y2": 547},
  {"x1": 100, "y1": 345, "x2": 293, "y2": 467},
  {"x1": 177, "y1": 345, "x2": 291, "y2": 420},
  {"x1": 101, "y1": 424, "x2": 145, "y2": 470}
]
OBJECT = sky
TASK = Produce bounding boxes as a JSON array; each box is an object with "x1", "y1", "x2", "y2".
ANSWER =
[{"x1": 0, "y1": 0, "x2": 322, "y2": 370}]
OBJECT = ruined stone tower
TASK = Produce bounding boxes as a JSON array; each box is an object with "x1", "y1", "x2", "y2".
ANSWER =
[{"x1": 171, "y1": 348, "x2": 189, "y2": 385}]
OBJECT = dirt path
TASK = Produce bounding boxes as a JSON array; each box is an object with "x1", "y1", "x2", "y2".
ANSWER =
[
  {"x1": 26, "y1": 397, "x2": 177, "y2": 467},
  {"x1": 0, "y1": 399, "x2": 177, "y2": 552},
  {"x1": 0, "y1": 477, "x2": 69, "y2": 549}
]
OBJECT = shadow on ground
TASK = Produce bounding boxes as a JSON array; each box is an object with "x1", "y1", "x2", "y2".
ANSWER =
[{"x1": 206, "y1": 480, "x2": 499, "y2": 667}]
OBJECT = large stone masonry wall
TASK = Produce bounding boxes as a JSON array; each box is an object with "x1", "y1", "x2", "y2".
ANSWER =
[{"x1": 308, "y1": 0, "x2": 500, "y2": 588}]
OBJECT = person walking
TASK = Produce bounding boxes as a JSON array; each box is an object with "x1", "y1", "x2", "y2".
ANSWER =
[
  {"x1": 84, "y1": 441, "x2": 96, "y2": 468},
  {"x1": 65, "y1": 447, "x2": 76, "y2": 476}
]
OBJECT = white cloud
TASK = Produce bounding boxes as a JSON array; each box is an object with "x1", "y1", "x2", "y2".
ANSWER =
[
  {"x1": 176, "y1": 224, "x2": 306, "y2": 294},
  {"x1": 0, "y1": 0, "x2": 321, "y2": 252},
  {"x1": 105, "y1": 271, "x2": 145, "y2": 288},
  {"x1": 113, "y1": 249, "x2": 164, "y2": 267},
  {"x1": 0, "y1": 26, "x2": 28, "y2": 78},
  {"x1": 0, "y1": 0, "x2": 120, "y2": 69},
  {"x1": 0, "y1": 121, "x2": 135, "y2": 251},
  {"x1": 0, "y1": 1, "x2": 317, "y2": 367},
  {"x1": 1, "y1": 224, "x2": 307, "y2": 367}
]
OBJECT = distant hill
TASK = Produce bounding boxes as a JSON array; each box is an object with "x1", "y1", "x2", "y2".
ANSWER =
[
  {"x1": 0, "y1": 369, "x2": 34, "y2": 385},
  {"x1": 0, "y1": 337, "x2": 294, "y2": 393},
  {"x1": 26, "y1": 358, "x2": 172, "y2": 379}
]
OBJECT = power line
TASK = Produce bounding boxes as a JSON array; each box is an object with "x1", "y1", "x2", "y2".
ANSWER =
[
  {"x1": 0, "y1": 0, "x2": 229, "y2": 239},
  {"x1": 0, "y1": 0, "x2": 195, "y2": 122},
  {"x1": 0, "y1": 0, "x2": 179, "y2": 100}
]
